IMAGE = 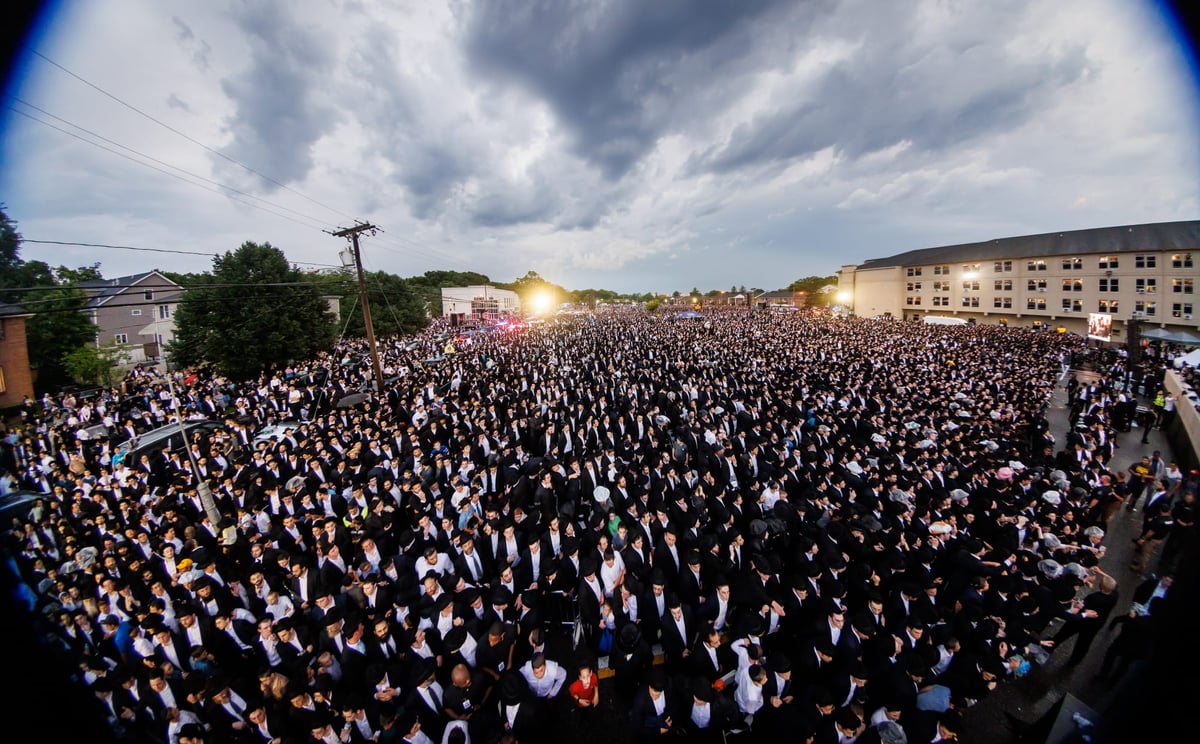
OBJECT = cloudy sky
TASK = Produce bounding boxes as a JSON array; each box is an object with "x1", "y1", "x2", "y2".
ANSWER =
[{"x1": 2, "y1": 0, "x2": 1198, "y2": 294}]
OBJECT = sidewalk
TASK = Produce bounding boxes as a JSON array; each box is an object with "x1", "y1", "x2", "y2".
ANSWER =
[{"x1": 958, "y1": 368, "x2": 1178, "y2": 743}]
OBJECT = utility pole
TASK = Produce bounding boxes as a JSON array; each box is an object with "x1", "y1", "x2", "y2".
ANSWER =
[{"x1": 331, "y1": 222, "x2": 385, "y2": 393}]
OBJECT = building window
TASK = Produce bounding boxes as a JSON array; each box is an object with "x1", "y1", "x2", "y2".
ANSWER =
[
  {"x1": 158, "y1": 304, "x2": 171, "y2": 319},
  {"x1": 994, "y1": 279, "x2": 1012, "y2": 291},
  {"x1": 906, "y1": 282, "x2": 922, "y2": 292},
  {"x1": 1061, "y1": 257, "x2": 1083, "y2": 270},
  {"x1": 1098, "y1": 300, "x2": 1119, "y2": 313},
  {"x1": 1061, "y1": 278, "x2": 1083, "y2": 292},
  {"x1": 994, "y1": 296, "x2": 1012, "y2": 309},
  {"x1": 1027, "y1": 279, "x2": 1047, "y2": 292},
  {"x1": 1172, "y1": 303, "x2": 1194, "y2": 319},
  {"x1": 144, "y1": 290, "x2": 154, "y2": 300},
  {"x1": 1134, "y1": 254, "x2": 1157, "y2": 269},
  {"x1": 961, "y1": 280, "x2": 980, "y2": 291},
  {"x1": 1027, "y1": 298, "x2": 1046, "y2": 310},
  {"x1": 932, "y1": 296, "x2": 949, "y2": 307},
  {"x1": 960, "y1": 263, "x2": 979, "y2": 274},
  {"x1": 906, "y1": 296, "x2": 922, "y2": 306},
  {"x1": 1135, "y1": 301, "x2": 1156, "y2": 316},
  {"x1": 114, "y1": 333, "x2": 129, "y2": 344},
  {"x1": 1172, "y1": 279, "x2": 1194, "y2": 294},
  {"x1": 1098, "y1": 256, "x2": 1119, "y2": 269},
  {"x1": 933, "y1": 265, "x2": 950, "y2": 275},
  {"x1": 1135, "y1": 278, "x2": 1157, "y2": 294},
  {"x1": 906, "y1": 267, "x2": 922, "y2": 277},
  {"x1": 1027, "y1": 260, "x2": 1047, "y2": 271},
  {"x1": 1061, "y1": 298, "x2": 1083, "y2": 312},
  {"x1": 1098, "y1": 278, "x2": 1119, "y2": 292},
  {"x1": 1172, "y1": 253, "x2": 1193, "y2": 269},
  {"x1": 932, "y1": 281, "x2": 948, "y2": 292},
  {"x1": 131, "y1": 308, "x2": 142, "y2": 316},
  {"x1": 993, "y1": 260, "x2": 1013, "y2": 273},
  {"x1": 961, "y1": 296, "x2": 980, "y2": 308},
  {"x1": 0, "y1": 365, "x2": 5, "y2": 393}
]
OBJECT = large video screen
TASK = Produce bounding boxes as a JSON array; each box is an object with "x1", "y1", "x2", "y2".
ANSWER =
[{"x1": 1088, "y1": 312, "x2": 1113, "y2": 342}]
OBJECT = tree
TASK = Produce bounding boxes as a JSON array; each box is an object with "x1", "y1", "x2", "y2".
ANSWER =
[
  {"x1": 308, "y1": 270, "x2": 427, "y2": 339},
  {"x1": 406, "y1": 270, "x2": 492, "y2": 318},
  {"x1": 0, "y1": 207, "x2": 98, "y2": 391},
  {"x1": 786, "y1": 274, "x2": 838, "y2": 308},
  {"x1": 62, "y1": 341, "x2": 129, "y2": 387},
  {"x1": 169, "y1": 242, "x2": 336, "y2": 378}
]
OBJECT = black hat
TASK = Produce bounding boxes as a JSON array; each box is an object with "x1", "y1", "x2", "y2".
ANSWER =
[
  {"x1": 617, "y1": 623, "x2": 643, "y2": 652},
  {"x1": 410, "y1": 657, "x2": 437, "y2": 688},
  {"x1": 492, "y1": 586, "x2": 513, "y2": 607},
  {"x1": 499, "y1": 671, "x2": 529, "y2": 704},
  {"x1": 443, "y1": 626, "x2": 467, "y2": 652}
]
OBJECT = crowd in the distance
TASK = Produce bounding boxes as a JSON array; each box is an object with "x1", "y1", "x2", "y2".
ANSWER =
[{"x1": 0, "y1": 307, "x2": 1191, "y2": 744}]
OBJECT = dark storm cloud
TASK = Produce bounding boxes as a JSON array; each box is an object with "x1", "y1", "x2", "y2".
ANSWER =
[
  {"x1": 214, "y1": 2, "x2": 338, "y2": 188},
  {"x1": 691, "y1": 6, "x2": 1091, "y2": 174},
  {"x1": 462, "y1": 0, "x2": 809, "y2": 180},
  {"x1": 342, "y1": 25, "x2": 474, "y2": 220}
]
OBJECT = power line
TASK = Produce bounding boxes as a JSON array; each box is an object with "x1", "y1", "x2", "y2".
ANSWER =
[
  {"x1": 30, "y1": 49, "x2": 358, "y2": 224},
  {"x1": 21, "y1": 239, "x2": 343, "y2": 269},
  {"x1": 8, "y1": 107, "x2": 332, "y2": 233},
  {"x1": 1, "y1": 280, "x2": 359, "y2": 298},
  {"x1": 23, "y1": 239, "x2": 215, "y2": 257},
  {"x1": 13, "y1": 98, "x2": 339, "y2": 230}
]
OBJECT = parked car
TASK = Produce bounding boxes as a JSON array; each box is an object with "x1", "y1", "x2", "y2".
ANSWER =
[
  {"x1": 0, "y1": 490, "x2": 49, "y2": 526},
  {"x1": 253, "y1": 420, "x2": 305, "y2": 448},
  {"x1": 113, "y1": 419, "x2": 238, "y2": 466}
]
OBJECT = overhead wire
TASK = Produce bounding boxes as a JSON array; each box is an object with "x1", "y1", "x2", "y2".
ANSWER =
[
  {"x1": 8, "y1": 107, "x2": 332, "y2": 233},
  {"x1": 24, "y1": 52, "x2": 489, "y2": 273},
  {"x1": 20, "y1": 239, "x2": 343, "y2": 269},
  {"x1": 30, "y1": 49, "x2": 358, "y2": 224},
  {"x1": 12, "y1": 99, "x2": 339, "y2": 231}
]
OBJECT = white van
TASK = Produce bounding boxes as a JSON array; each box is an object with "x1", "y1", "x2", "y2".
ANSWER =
[{"x1": 923, "y1": 315, "x2": 968, "y2": 326}]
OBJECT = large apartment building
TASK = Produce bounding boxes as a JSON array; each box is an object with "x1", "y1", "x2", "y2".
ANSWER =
[{"x1": 838, "y1": 220, "x2": 1200, "y2": 340}]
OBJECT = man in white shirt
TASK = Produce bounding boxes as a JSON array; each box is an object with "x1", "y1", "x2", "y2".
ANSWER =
[
  {"x1": 519, "y1": 652, "x2": 566, "y2": 699},
  {"x1": 734, "y1": 663, "x2": 767, "y2": 719}
]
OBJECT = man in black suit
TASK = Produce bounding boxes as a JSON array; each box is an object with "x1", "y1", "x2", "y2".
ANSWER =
[
  {"x1": 629, "y1": 670, "x2": 676, "y2": 742},
  {"x1": 677, "y1": 677, "x2": 738, "y2": 743},
  {"x1": 497, "y1": 671, "x2": 544, "y2": 743},
  {"x1": 757, "y1": 653, "x2": 803, "y2": 740},
  {"x1": 659, "y1": 594, "x2": 696, "y2": 673},
  {"x1": 639, "y1": 570, "x2": 669, "y2": 642},
  {"x1": 690, "y1": 625, "x2": 737, "y2": 683}
]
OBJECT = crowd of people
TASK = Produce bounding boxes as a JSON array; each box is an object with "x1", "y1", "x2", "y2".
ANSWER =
[{"x1": 0, "y1": 307, "x2": 1192, "y2": 744}]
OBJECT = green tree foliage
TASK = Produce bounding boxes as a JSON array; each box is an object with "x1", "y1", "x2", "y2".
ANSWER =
[
  {"x1": 62, "y1": 341, "x2": 129, "y2": 387},
  {"x1": 169, "y1": 242, "x2": 335, "y2": 378},
  {"x1": 23, "y1": 285, "x2": 98, "y2": 390},
  {"x1": 644, "y1": 297, "x2": 663, "y2": 312},
  {"x1": 786, "y1": 275, "x2": 837, "y2": 293},
  {"x1": 787, "y1": 274, "x2": 838, "y2": 307},
  {"x1": 307, "y1": 270, "x2": 428, "y2": 339},
  {"x1": 0, "y1": 207, "x2": 98, "y2": 391},
  {"x1": 405, "y1": 270, "x2": 493, "y2": 317}
]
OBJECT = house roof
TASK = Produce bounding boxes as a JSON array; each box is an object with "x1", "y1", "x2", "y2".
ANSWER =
[
  {"x1": 0, "y1": 301, "x2": 32, "y2": 318},
  {"x1": 79, "y1": 271, "x2": 182, "y2": 308},
  {"x1": 855, "y1": 220, "x2": 1200, "y2": 270}
]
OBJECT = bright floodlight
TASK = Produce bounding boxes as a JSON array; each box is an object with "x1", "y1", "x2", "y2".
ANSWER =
[
  {"x1": 836, "y1": 291, "x2": 852, "y2": 304},
  {"x1": 529, "y1": 291, "x2": 554, "y2": 315}
]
